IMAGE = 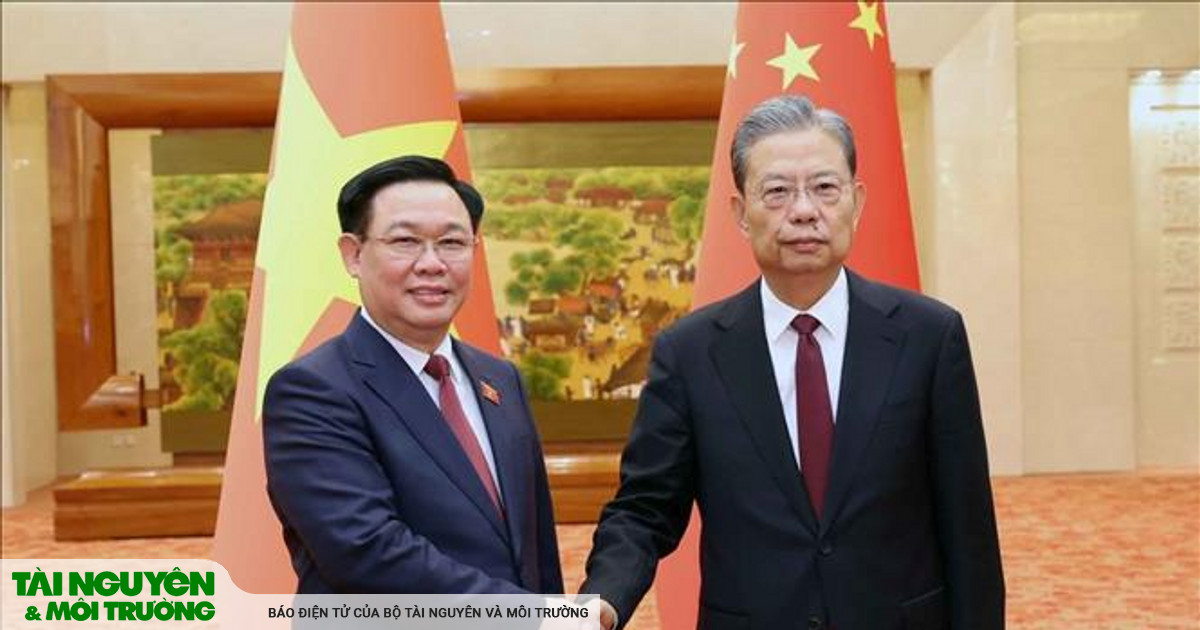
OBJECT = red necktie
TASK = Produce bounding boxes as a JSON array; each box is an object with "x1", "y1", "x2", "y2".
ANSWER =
[
  {"x1": 424, "y1": 354, "x2": 504, "y2": 515},
  {"x1": 792, "y1": 314, "x2": 833, "y2": 519}
]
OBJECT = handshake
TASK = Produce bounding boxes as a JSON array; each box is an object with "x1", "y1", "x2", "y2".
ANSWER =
[{"x1": 539, "y1": 596, "x2": 618, "y2": 630}]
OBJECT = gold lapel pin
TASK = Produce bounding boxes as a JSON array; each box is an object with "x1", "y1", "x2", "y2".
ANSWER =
[{"x1": 480, "y1": 381, "x2": 501, "y2": 405}]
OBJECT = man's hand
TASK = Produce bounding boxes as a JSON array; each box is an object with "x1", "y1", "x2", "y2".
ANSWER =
[
  {"x1": 579, "y1": 597, "x2": 617, "y2": 630},
  {"x1": 538, "y1": 596, "x2": 605, "y2": 630}
]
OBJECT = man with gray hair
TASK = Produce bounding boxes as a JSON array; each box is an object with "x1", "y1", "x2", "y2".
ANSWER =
[{"x1": 579, "y1": 95, "x2": 1005, "y2": 629}]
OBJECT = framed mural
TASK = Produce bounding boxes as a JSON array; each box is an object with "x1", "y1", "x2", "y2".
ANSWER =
[
  {"x1": 142, "y1": 123, "x2": 718, "y2": 449},
  {"x1": 148, "y1": 129, "x2": 272, "y2": 453}
]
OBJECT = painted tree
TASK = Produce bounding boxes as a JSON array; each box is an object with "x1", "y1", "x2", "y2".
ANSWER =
[
  {"x1": 506, "y1": 248, "x2": 586, "y2": 305},
  {"x1": 519, "y1": 351, "x2": 572, "y2": 400},
  {"x1": 555, "y1": 213, "x2": 629, "y2": 282},
  {"x1": 669, "y1": 194, "x2": 706, "y2": 259},
  {"x1": 663, "y1": 167, "x2": 711, "y2": 199},
  {"x1": 161, "y1": 290, "x2": 248, "y2": 411}
]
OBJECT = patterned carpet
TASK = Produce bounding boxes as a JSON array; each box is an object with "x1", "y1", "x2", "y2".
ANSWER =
[{"x1": 4, "y1": 471, "x2": 1197, "y2": 629}]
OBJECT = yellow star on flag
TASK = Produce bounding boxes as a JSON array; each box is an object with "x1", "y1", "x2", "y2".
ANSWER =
[
  {"x1": 253, "y1": 42, "x2": 458, "y2": 415},
  {"x1": 728, "y1": 34, "x2": 746, "y2": 79},
  {"x1": 849, "y1": 1, "x2": 885, "y2": 51},
  {"x1": 766, "y1": 33, "x2": 821, "y2": 90}
]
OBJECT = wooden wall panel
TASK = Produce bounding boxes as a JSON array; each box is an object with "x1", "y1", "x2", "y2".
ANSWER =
[
  {"x1": 47, "y1": 78, "x2": 121, "y2": 430},
  {"x1": 458, "y1": 66, "x2": 724, "y2": 121}
]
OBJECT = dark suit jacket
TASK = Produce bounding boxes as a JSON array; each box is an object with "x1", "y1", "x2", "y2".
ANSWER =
[
  {"x1": 581, "y1": 271, "x2": 1004, "y2": 630},
  {"x1": 264, "y1": 313, "x2": 564, "y2": 594}
]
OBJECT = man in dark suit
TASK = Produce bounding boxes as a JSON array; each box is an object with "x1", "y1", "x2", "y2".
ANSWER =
[
  {"x1": 263, "y1": 156, "x2": 564, "y2": 594},
  {"x1": 580, "y1": 96, "x2": 1005, "y2": 629}
]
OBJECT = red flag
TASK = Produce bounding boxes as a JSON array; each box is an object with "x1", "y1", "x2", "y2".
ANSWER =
[
  {"x1": 211, "y1": 2, "x2": 500, "y2": 592},
  {"x1": 659, "y1": 2, "x2": 919, "y2": 626}
]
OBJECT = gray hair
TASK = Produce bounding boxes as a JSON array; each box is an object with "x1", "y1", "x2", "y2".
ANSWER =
[{"x1": 730, "y1": 95, "x2": 857, "y2": 193}]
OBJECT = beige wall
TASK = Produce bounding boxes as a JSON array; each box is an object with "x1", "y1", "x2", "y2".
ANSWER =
[
  {"x1": 896, "y1": 73, "x2": 934, "y2": 288},
  {"x1": 2, "y1": 85, "x2": 19, "y2": 507},
  {"x1": 928, "y1": 3, "x2": 1024, "y2": 475},
  {"x1": 1017, "y1": 2, "x2": 1200, "y2": 473},
  {"x1": 1130, "y1": 75, "x2": 1200, "y2": 469},
  {"x1": 3, "y1": 84, "x2": 58, "y2": 504},
  {"x1": 0, "y1": 3, "x2": 292, "y2": 80},
  {"x1": 0, "y1": 3, "x2": 992, "y2": 81}
]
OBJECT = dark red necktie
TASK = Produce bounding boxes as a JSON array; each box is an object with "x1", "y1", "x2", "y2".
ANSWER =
[
  {"x1": 424, "y1": 354, "x2": 504, "y2": 515},
  {"x1": 792, "y1": 314, "x2": 833, "y2": 519}
]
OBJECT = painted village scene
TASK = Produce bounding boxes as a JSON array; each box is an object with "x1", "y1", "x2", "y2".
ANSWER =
[
  {"x1": 154, "y1": 174, "x2": 264, "y2": 418},
  {"x1": 149, "y1": 165, "x2": 709, "y2": 437},
  {"x1": 476, "y1": 166, "x2": 708, "y2": 402}
]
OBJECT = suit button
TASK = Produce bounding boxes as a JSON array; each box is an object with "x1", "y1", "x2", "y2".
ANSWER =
[
  {"x1": 819, "y1": 541, "x2": 833, "y2": 556},
  {"x1": 807, "y1": 616, "x2": 823, "y2": 630}
]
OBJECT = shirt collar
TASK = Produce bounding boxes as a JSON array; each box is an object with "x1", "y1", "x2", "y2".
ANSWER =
[
  {"x1": 760, "y1": 267, "x2": 849, "y2": 341},
  {"x1": 359, "y1": 309, "x2": 458, "y2": 383}
]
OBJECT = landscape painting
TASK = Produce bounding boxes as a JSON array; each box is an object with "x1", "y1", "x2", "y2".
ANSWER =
[
  {"x1": 477, "y1": 166, "x2": 709, "y2": 405},
  {"x1": 154, "y1": 173, "x2": 266, "y2": 450}
]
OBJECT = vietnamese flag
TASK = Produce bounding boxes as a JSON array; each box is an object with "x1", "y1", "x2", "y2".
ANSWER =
[
  {"x1": 658, "y1": 1, "x2": 919, "y2": 627},
  {"x1": 211, "y1": 2, "x2": 500, "y2": 592}
]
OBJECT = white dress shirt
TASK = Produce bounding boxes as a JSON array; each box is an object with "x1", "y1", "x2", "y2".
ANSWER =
[
  {"x1": 760, "y1": 267, "x2": 849, "y2": 470},
  {"x1": 359, "y1": 309, "x2": 500, "y2": 485}
]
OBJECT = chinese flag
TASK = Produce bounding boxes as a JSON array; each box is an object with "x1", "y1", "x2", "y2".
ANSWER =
[
  {"x1": 659, "y1": 1, "x2": 919, "y2": 627},
  {"x1": 211, "y1": 2, "x2": 500, "y2": 592}
]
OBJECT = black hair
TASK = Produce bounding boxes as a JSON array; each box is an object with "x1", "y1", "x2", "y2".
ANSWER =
[{"x1": 336, "y1": 155, "x2": 484, "y2": 236}]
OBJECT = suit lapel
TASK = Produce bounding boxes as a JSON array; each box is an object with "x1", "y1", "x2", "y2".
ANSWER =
[
  {"x1": 346, "y1": 316, "x2": 510, "y2": 545},
  {"x1": 453, "y1": 340, "x2": 528, "y2": 567},
  {"x1": 821, "y1": 271, "x2": 905, "y2": 532},
  {"x1": 710, "y1": 282, "x2": 819, "y2": 534}
]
